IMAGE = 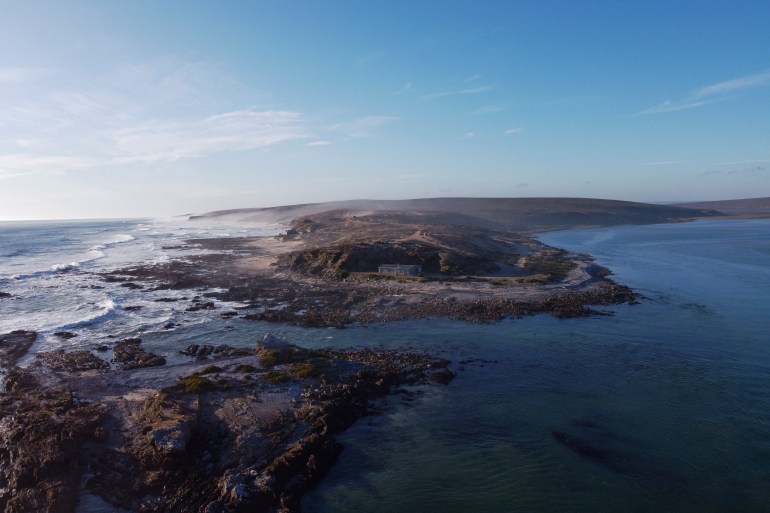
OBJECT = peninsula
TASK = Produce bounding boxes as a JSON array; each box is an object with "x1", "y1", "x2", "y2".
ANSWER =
[
  {"x1": 116, "y1": 198, "x2": 718, "y2": 326},
  {"x1": 0, "y1": 197, "x2": 720, "y2": 513}
]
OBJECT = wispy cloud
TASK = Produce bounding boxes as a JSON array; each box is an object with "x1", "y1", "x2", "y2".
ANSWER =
[
  {"x1": 0, "y1": 67, "x2": 53, "y2": 84},
  {"x1": 110, "y1": 109, "x2": 306, "y2": 164},
  {"x1": 308, "y1": 140, "x2": 331, "y2": 146},
  {"x1": 711, "y1": 159, "x2": 770, "y2": 166},
  {"x1": 0, "y1": 60, "x2": 311, "y2": 175},
  {"x1": 393, "y1": 82, "x2": 413, "y2": 95},
  {"x1": 640, "y1": 70, "x2": 770, "y2": 115},
  {"x1": 639, "y1": 99, "x2": 714, "y2": 115},
  {"x1": 0, "y1": 154, "x2": 95, "y2": 175},
  {"x1": 422, "y1": 86, "x2": 493, "y2": 100},
  {"x1": 462, "y1": 131, "x2": 475, "y2": 139},
  {"x1": 638, "y1": 160, "x2": 691, "y2": 166},
  {"x1": 505, "y1": 127, "x2": 524, "y2": 135},
  {"x1": 327, "y1": 116, "x2": 398, "y2": 138},
  {"x1": 0, "y1": 108, "x2": 306, "y2": 173},
  {"x1": 694, "y1": 71, "x2": 770, "y2": 98}
]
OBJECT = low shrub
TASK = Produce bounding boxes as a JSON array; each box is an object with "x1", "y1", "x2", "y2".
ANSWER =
[
  {"x1": 258, "y1": 350, "x2": 280, "y2": 368},
  {"x1": 290, "y1": 362, "x2": 317, "y2": 379},
  {"x1": 180, "y1": 375, "x2": 216, "y2": 394},
  {"x1": 264, "y1": 370, "x2": 289, "y2": 383},
  {"x1": 197, "y1": 365, "x2": 223, "y2": 375}
]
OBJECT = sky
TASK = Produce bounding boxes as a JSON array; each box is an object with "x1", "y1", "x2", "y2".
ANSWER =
[{"x1": 1, "y1": 1, "x2": 769, "y2": 220}]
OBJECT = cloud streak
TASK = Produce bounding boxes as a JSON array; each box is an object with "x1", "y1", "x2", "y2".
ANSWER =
[
  {"x1": 640, "y1": 70, "x2": 770, "y2": 115},
  {"x1": 110, "y1": 109, "x2": 306, "y2": 164},
  {"x1": 0, "y1": 67, "x2": 53, "y2": 84},
  {"x1": 327, "y1": 116, "x2": 399, "y2": 138},
  {"x1": 0, "y1": 107, "x2": 307, "y2": 174},
  {"x1": 422, "y1": 86, "x2": 493, "y2": 100},
  {"x1": 0, "y1": 60, "x2": 312, "y2": 175},
  {"x1": 694, "y1": 70, "x2": 770, "y2": 98}
]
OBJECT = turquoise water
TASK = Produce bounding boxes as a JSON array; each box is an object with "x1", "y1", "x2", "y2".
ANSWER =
[{"x1": 302, "y1": 219, "x2": 770, "y2": 513}]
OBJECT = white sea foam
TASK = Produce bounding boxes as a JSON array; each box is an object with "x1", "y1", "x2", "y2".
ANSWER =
[
  {"x1": 110, "y1": 234, "x2": 136, "y2": 244},
  {"x1": 57, "y1": 298, "x2": 118, "y2": 330},
  {"x1": 51, "y1": 261, "x2": 82, "y2": 272}
]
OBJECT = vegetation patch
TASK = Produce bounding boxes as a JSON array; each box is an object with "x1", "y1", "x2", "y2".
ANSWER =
[
  {"x1": 258, "y1": 349, "x2": 281, "y2": 368},
  {"x1": 257, "y1": 345, "x2": 323, "y2": 368},
  {"x1": 235, "y1": 364, "x2": 256, "y2": 373},
  {"x1": 289, "y1": 362, "x2": 317, "y2": 379},
  {"x1": 197, "y1": 365, "x2": 224, "y2": 375},
  {"x1": 179, "y1": 375, "x2": 217, "y2": 394},
  {"x1": 264, "y1": 370, "x2": 289, "y2": 383}
]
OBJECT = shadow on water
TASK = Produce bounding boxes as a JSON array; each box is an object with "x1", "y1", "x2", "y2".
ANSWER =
[{"x1": 552, "y1": 419, "x2": 688, "y2": 489}]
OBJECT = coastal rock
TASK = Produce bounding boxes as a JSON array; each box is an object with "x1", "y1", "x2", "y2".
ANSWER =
[
  {"x1": 35, "y1": 349, "x2": 110, "y2": 372},
  {"x1": 113, "y1": 338, "x2": 166, "y2": 369},
  {"x1": 148, "y1": 421, "x2": 192, "y2": 456},
  {"x1": 54, "y1": 331, "x2": 78, "y2": 339},
  {"x1": 179, "y1": 343, "x2": 254, "y2": 359},
  {"x1": 428, "y1": 368, "x2": 456, "y2": 384},
  {"x1": 0, "y1": 367, "x2": 104, "y2": 513},
  {"x1": 0, "y1": 330, "x2": 36, "y2": 367},
  {"x1": 119, "y1": 282, "x2": 144, "y2": 289},
  {"x1": 84, "y1": 344, "x2": 454, "y2": 513},
  {"x1": 186, "y1": 301, "x2": 216, "y2": 312},
  {"x1": 0, "y1": 291, "x2": 12, "y2": 298}
]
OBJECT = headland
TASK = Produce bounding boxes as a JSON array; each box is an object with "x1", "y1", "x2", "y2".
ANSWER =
[{"x1": 0, "y1": 197, "x2": 720, "y2": 512}]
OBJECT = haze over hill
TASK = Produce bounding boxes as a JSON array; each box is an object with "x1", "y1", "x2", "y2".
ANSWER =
[
  {"x1": 673, "y1": 197, "x2": 770, "y2": 213},
  {"x1": 191, "y1": 197, "x2": 719, "y2": 233}
]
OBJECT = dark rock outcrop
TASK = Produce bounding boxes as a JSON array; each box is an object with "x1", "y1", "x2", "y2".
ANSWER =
[
  {"x1": 113, "y1": 338, "x2": 166, "y2": 369},
  {"x1": 0, "y1": 367, "x2": 104, "y2": 513},
  {"x1": 35, "y1": 349, "x2": 110, "y2": 372},
  {"x1": 0, "y1": 330, "x2": 36, "y2": 367},
  {"x1": 86, "y1": 342, "x2": 454, "y2": 513},
  {"x1": 179, "y1": 343, "x2": 254, "y2": 359}
]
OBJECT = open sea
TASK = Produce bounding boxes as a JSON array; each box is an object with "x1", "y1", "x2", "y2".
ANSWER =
[{"x1": 1, "y1": 218, "x2": 769, "y2": 512}]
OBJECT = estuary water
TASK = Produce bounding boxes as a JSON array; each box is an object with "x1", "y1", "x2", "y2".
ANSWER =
[{"x1": 2, "y1": 218, "x2": 769, "y2": 512}]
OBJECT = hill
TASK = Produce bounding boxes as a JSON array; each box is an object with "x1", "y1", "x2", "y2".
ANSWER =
[
  {"x1": 673, "y1": 197, "x2": 770, "y2": 213},
  {"x1": 191, "y1": 197, "x2": 719, "y2": 232}
]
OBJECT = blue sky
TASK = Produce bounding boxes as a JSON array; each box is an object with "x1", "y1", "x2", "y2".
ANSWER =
[{"x1": 1, "y1": 1, "x2": 769, "y2": 219}]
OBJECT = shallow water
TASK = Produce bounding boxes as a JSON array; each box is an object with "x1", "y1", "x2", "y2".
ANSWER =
[{"x1": 303, "y1": 219, "x2": 770, "y2": 513}]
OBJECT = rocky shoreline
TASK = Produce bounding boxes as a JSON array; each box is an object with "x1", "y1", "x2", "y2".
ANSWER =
[
  {"x1": 101, "y1": 210, "x2": 638, "y2": 329},
  {"x1": 0, "y1": 330, "x2": 454, "y2": 512},
  {"x1": 0, "y1": 209, "x2": 644, "y2": 512}
]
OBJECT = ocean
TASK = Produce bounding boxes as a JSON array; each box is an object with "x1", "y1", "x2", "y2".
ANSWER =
[{"x1": 1, "y1": 218, "x2": 769, "y2": 512}]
